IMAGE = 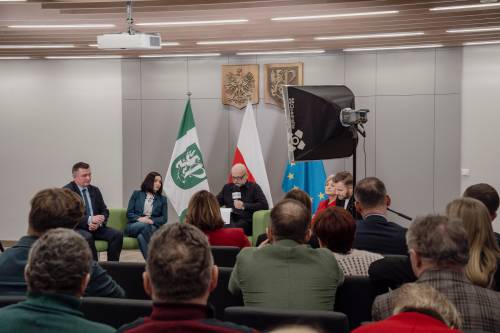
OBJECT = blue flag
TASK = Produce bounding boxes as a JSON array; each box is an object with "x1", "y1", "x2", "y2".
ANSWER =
[{"x1": 281, "y1": 160, "x2": 327, "y2": 213}]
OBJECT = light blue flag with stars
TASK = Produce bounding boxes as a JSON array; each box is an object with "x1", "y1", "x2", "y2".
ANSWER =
[{"x1": 281, "y1": 160, "x2": 327, "y2": 213}]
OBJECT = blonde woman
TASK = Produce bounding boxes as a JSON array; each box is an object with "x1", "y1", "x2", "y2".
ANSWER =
[
  {"x1": 446, "y1": 197, "x2": 500, "y2": 289},
  {"x1": 315, "y1": 174, "x2": 337, "y2": 215}
]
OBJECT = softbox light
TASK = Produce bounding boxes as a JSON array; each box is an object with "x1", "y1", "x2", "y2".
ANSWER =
[{"x1": 283, "y1": 85, "x2": 358, "y2": 162}]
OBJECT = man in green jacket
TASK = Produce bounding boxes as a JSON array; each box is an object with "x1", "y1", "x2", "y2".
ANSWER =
[
  {"x1": 0, "y1": 228, "x2": 114, "y2": 332},
  {"x1": 229, "y1": 199, "x2": 344, "y2": 311}
]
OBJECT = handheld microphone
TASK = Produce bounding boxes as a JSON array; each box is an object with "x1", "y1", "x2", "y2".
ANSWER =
[{"x1": 232, "y1": 191, "x2": 242, "y2": 200}]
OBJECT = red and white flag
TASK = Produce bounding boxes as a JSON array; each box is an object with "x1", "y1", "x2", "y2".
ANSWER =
[{"x1": 231, "y1": 102, "x2": 273, "y2": 207}]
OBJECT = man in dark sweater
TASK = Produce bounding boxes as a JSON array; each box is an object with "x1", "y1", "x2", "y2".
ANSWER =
[
  {"x1": 0, "y1": 188, "x2": 124, "y2": 298},
  {"x1": 217, "y1": 163, "x2": 269, "y2": 235},
  {"x1": 118, "y1": 222, "x2": 256, "y2": 333},
  {"x1": 352, "y1": 177, "x2": 407, "y2": 255}
]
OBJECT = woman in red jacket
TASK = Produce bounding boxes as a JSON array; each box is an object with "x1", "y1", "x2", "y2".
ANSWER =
[{"x1": 185, "y1": 190, "x2": 251, "y2": 248}]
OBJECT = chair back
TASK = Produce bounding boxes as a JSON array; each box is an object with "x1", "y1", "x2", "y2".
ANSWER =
[
  {"x1": 99, "y1": 261, "x2": 148, "y2": 300},
  {"x1": 208, "y1": 267, "x2": 243, "y2": 319},
  {"x1": 107, "y1": 208, "x2": 128, "y2": 230},
  {"x1": 252, "y1": 210, "x2": 271, "y2": 246},
  {"x1": 211, "y1": 246, "x2": 240, "y2": 267},
  {"x1": 0, "y1": 295, "x2": 26, "y2": 308},
  {"x1": 224, "y1": 306, "x2": 349, "y2": 333},
  {"x1": 81, "y1": 297, "x2": 152, "y2": 328},
  {"x1": 334, "y1": 276, "x2": 388, "y2": 329}
]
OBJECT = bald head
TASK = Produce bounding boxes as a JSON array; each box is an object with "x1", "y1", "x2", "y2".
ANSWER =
[
  {"x1": 231, "y1": 163, "x2": 248, "y2": 186},
  {"x1": 270, "y1": 199, "x2": 311, "y2": 243}
]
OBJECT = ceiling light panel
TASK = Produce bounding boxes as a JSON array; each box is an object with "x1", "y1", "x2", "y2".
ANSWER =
[
  {"x1": 343, "y1": 44, "x2": 443, "y2": 52},
  {"x1": 430, "y1": 3, "x2": 500, "y2": 11},
  {"x1": 140, "y1": 53, "x2": 221, "y2": 58},
  {"x1": 197, "y1": 38, "x2": 294, "y2": 45},
  {"x1": 315, "y1": 32, "x2": 424, "y2": 40},
  {"x1": 271, "y1": 11, "x2": 398, "y2": 21},
  {"x1": 463, "y1": 40, "x2": 500, "y2": 46},
  {"x1": 136, "y1": 19, "x2": 248, "y2": 27},
  {"x1": 236, "y1": 50, "x2": 325, "y2": 55},
  {"x1": 45, "y1": 55, "x2": 123, "y2": 59},
  {"x1": 0, "y1": 44, "x2": 75, "y2": 49},
  {"x1": 447, "y1": 26, "x2": 500, "y2": 33},
  {"x1": 9, "y1": 24, "x2": 115, "y2": 29}
]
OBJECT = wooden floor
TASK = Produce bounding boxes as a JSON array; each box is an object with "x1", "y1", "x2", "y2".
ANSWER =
[{"x1": 99, "y1": 250, "x2": 145, "y2": 263}]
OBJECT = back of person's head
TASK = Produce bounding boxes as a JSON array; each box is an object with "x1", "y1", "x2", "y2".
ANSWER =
[
  {"x1": 313, "y1": 207, "x2": 356, "y2": 253},
  {"x1": 463, "y1": 183, "x2": 499, "y2": 220},
  {"x1": 26, "y1": 228, "x2": 92, "y2": 296},
  {"x1": 270, "y1": 199, "x2": 311, "y2": 243},
  {"x1": 406, "y1": 215, "x2": 469, "y2": 268},
  {"x1": 393, "y1": 283, "x2": 462, "y2": 329},
  {"x1": 146, "y1": 222, "x2": 214, "y2": 302},
  {"x1": 185, "y1": 190, "x2": 224, "y2": 231},
  {"x1": 333, "y1": 171, "x2": 353, "y2": 187},
  {"x1": 28, "y1": 188, "x2": 84, "y2": 235},
  {"x1": 354, "y1": 177, "x2": 387, "y2": 209},
  {"x1": 446, "y1": 197, "x2": 500, "y2": 287},
  {"x1": 284, "y1": 188, "x2": 312, "y2": 216},
  {"x1": 268, "y1": 325, "x2": 325, "y2": 333}
]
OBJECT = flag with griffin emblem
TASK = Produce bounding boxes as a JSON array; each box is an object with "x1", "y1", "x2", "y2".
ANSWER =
[{"x1": 165, "y1": 98, "x2": 210, "y2": 219}]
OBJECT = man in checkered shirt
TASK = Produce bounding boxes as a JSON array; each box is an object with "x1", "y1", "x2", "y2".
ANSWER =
[{"x1": 372, "y1": 215, "x2": 500, "y2": 333}]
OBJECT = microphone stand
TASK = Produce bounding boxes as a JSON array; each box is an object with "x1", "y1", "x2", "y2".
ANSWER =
[{"x1": 387, "y1": 208, "x2": 412, "y2": 221}]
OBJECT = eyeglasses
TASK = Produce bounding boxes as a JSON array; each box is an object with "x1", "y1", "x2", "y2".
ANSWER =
[{"x1": 232, "y1": 175, "x2": 246, "y2": 180}]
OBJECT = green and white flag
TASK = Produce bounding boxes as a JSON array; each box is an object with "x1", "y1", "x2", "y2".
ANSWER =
[{"x1": 165, "y1": 98, "x2": 210, "y2": 219}]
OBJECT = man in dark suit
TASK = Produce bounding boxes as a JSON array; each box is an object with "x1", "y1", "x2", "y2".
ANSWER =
[
  {"x1": 332, "y1": 171, "x2": 361, "y2": 219},
  {"x1": 352, "y1": 177, "x2": 407, "y2": 255},
  {"x1": 64, "y1": 162, "x2": 123, "y2": 261}
]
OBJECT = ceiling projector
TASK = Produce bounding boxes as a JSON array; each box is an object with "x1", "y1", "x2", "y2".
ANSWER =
[{"x1": 97, "y1": 32, "x2": 161, "y2": 50}]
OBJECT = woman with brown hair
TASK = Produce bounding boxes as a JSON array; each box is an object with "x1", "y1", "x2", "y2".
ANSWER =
[
  {"x1": 185, "y1": 190, "x2": 250, "y2": 248},
  {"x1": 446, "y1": 197, "x2": 500, "y2": 289}
]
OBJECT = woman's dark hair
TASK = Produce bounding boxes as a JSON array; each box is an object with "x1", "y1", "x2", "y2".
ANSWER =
[{"x1": 141, "y1": 172, "x2": 163, "y2": 194}]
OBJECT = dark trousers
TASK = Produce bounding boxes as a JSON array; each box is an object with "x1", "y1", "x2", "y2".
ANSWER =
[
  {"x1": 125, "y1": 222, "x2": 158, "y2": 259},
  {"x1": 77, "y1": 226, "x2": 123, "y2": 261},
  {"x1": 226, "y1": 218, "x2": 252, "y2": 236}
]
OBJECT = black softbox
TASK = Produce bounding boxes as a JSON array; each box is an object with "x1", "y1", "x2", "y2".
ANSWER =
[{"x1": 283, "y1": 85, "x2": 358, "y2": 162}]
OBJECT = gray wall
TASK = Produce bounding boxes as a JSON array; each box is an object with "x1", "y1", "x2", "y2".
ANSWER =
[
  {"x1": 0, "y1": 59, "x2": 123, "y2": 240},
  {"x1": 462, "y1": 44, "x2": 500, "y2": 232},
  {"x1": 123, "y1": 48, "x2": 462, "y2": 225}
]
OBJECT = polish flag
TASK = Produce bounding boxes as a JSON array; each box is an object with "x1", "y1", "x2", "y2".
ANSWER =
[{"x1": 230, "y1": 102, "x2": 273, "y2": 207}]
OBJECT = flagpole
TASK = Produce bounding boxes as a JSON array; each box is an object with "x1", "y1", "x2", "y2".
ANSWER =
[{"x1": 186, "y1": 91, "x2": 192, "y2": 98}]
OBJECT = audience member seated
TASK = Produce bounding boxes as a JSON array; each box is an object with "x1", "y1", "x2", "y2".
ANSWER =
[
  {"x1": 126, "y1": 171, "x2": 168, "y2": 259},
  {"x1": 217, "y1": 163, "x2": 269, "y2": 236},
  {"x1": 353, "y1": 283, "x2": 462, "y2": 333},
  {"x1": 372, "y1": 215, "x2": 500, "y2": 332},
  {"x1": 315, "y1": 174, "x2": 337, "y2": 215},
  {"x1": 0, "y1": 228, "x2": 114, "y2": 333},
  {"x1": 463, "y1": 183, "x2": 500, "y2": 245},
  {"x1": 229, "y1": 199, "x2": 344, "y2": 311},
  {"x1": 0, "y1": 188, "x2": 124, "y2": 297},
  {"x1": 256, "y1": 188, "x2": 316, "y2": 247},
  {"x1": 117, "y1": 223, "x2": 256, "y2": 333},
  {"x1": 186, "y1": 190, "x2": 250, "y2": 248},
  {"x1": 370, "y1": 197, "x2": 500, "y2": 291},
  {"x1": 313, "y1": 206, "x2": 382, "y2": 276},
  {"x1": 64, "y1": 161, "x2": 123, "y2": 261},
  {"x1": 352, "y1": 177, "x2": 408, "y2": 255},
  {"x1": 317, "y1": 172, "x2": 359, "y2": 220},
  {"x1": 447, "y1": 197, "x2": 500, "y2": 289}
]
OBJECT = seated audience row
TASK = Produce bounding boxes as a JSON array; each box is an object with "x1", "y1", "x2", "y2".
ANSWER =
[
  {"x1": 372, "y1": 214, "x2": 500, "y2": 332},
  {"x1": 0, "y1": 188, "x2": 124, "y2": 297}
]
